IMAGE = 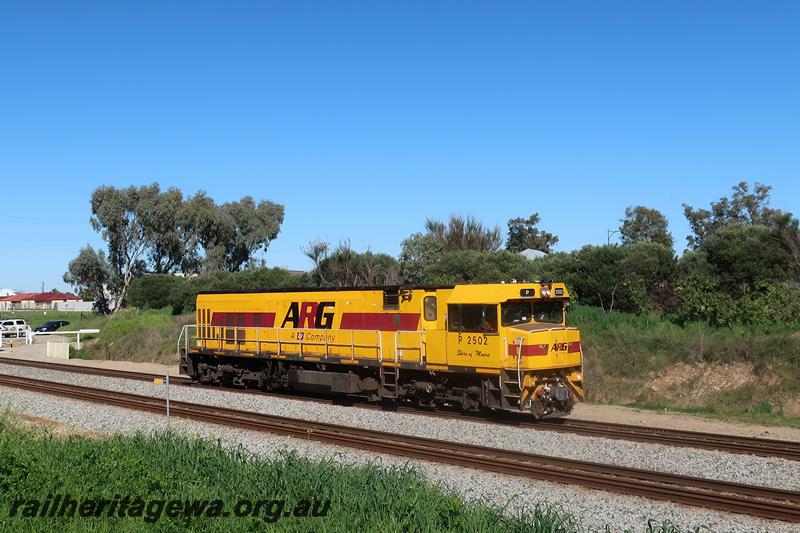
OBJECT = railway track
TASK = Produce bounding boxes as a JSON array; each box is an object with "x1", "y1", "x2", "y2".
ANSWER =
[
  {"x1": 0, "y1": 372, "x2": 799, "y2": 523},
  {"x1": 2, "y1": 357, "x2": 800, "y2": 461}
]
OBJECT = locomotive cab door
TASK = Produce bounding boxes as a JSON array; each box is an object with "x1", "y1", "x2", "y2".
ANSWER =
[
  {"x1": 445, "y1": 304, "x2": 501, "y2": 368},
  {"x1": 421, "y1": 295, "x2": 446, "y2": 364}
]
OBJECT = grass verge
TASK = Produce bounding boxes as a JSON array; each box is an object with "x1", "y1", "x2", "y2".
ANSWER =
[
  {"x1": 69, "y1": 308, "x2": 191, "y2": 365},
  {"x1": 0, "y1": 417, "x2": 581, "y2": 532},
  {"x1": 0, "y1": 310, "x2": 107, "y2": 332}
]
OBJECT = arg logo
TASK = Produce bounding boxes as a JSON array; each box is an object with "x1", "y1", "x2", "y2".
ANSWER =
[{"x1": 281, "y1": 302, "x2": 335, "y2": 329}]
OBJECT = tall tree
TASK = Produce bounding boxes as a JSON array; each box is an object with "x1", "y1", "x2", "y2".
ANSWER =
[
  {"x1": 505, "y1": 213, "x2": 559, "y2": 253},
  {"x1": 142, "y1": 186, "x2": 190, "y2": 274},
  {"x1": 683, "y1": 182, "x2": 779, "y2": 248},
  {"x1": 89, "y1": 185, "x2": 153, "y2": 312},
  {"x1": 182, "y1": 191, "x2": 224, "y2": 273},
  {"x1": 63, "y1": 246, "x2": 112, "y2": 314},
  {"x1": 302, "y1": 239, "x2": 330, "y2": 284},
  {"x1": 619, "y1": 206, "x2": 673, "y2": 250},
  {"x1": 67, "y1": 185, "x2": 285, "y2": 312},
  {"x1": 215, "y1": 197, "x2": 284, "y2": 272},
  {"x1": 310, "y1": 240, "x2": 400, "y2": 287},
  {"x1": 399, "y1": 233, "x2": 445, "y2": 284},
  {"x1": 424, "y1": 214, "x2": 502, "y2": 252}
]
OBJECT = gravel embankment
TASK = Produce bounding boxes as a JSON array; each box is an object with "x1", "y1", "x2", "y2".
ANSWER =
[
  {"x1": 0, "y1": 385, "x2": 796, "y2": 532},
  {"x1": 1, "y1": 365, "x2": 798, "y2": 493}
]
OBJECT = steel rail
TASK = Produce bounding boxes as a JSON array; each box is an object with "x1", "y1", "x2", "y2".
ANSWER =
[
  {"x1": 1, "y1": 373, "x2": 799, "y2": 523},
  {"x1": 1, "y1": 357, "x2": 799, "y2": 461},
  {"x1": 534, "y1": 418, "x2": 800, "y2": 461}
]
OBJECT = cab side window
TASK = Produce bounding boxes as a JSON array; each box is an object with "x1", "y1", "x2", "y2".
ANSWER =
[
  {"x1": 447, "y1": 304, "x2": 498, "y2": 334},
  {"x1": 423, "y1": 296, "x2": 437, "y2": 321}
]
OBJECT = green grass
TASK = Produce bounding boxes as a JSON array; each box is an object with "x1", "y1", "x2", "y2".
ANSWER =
[
  {"x1": 69, "y1": 308, "x2": 192, "y2": 365},
  {"x1": 570, "y1": 304, "x2": 800, "y2": 376},
  {"x1": 0, "y1": 417, "x2": 583, "y2": 532},
  {"x1": 0, "y1": 310, "x2": 107, "y2": 332}
]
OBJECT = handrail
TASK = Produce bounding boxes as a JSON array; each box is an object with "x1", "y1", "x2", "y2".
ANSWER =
[
  {"x1": 176, "y1": 324, "x2": 193, "y2": 358},
  {"x1": 192, "y1": 325, "x2": 384, "y2": 361},
  {"x1": 393, "y1": 330, "x2": 426, "y2": 364},
  {"x1": 176, "y1": 325, "x2": 185, "y2": 357}
]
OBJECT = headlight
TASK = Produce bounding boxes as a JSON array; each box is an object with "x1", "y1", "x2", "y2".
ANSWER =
[{"x1": 540, "y1": 284, "x2": 551, "y2": 298}]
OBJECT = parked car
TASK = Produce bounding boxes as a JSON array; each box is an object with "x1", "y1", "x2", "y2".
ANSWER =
[
  {"x1": 0, "y1": 319, "x2": 28, "y2": 338},
  {"x1": 34, "y1": 320, "x2": 71, "y2": 332}
]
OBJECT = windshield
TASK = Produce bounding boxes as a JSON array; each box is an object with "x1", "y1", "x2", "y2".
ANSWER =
[
  {"x1": 534, "y1": 301, "x2": 563, "y2": 323},
  {"x1": 501, "y1": 301, "x2": 533, "y2": 326},
  {"x1": 502, "y1": 301, "x2": 564, "y2": 326}
]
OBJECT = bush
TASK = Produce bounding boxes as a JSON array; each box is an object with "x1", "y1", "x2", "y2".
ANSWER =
[
  {"x1": 128, "y1": 268, "x2": 312, "y2": 315},
  {"x1": 701, "y1": 224, "x2": 793, "y2": 290},
  {"x1": 423, "y1": 250, "x2": 535, "y2": 284},
  {"x1": 528, "y1": 244, "x2": 677, "y2": 314},
  {"x1": 127, "y1": 274, "x2": 188, "y2": 310},
  {"x1": 672, "y1": 274, "x2": 800, "y2": 327}
]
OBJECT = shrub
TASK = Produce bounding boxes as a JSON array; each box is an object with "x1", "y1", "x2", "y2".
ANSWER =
[
  {"x1": 423, "y1": 250, "x2": 535, "y2": 284},
  {"x1": 127, "y1": 274, "x2": 188, "y2": 311}
]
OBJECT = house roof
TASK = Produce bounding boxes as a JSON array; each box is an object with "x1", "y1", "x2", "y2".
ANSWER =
[
  {"x1": 0, "y1": 292, "x2": 36, "y2": 302},
  {"x1": 0, "y1": 291, "x2": 80, "y2": 303},
  {"x1": 34, "y1": 291, "x2": 81, "y2": 303}
]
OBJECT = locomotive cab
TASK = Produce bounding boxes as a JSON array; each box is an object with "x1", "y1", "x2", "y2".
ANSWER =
[
  {"x1": 442, "y1": 283, "x2": 583, "y2": 418},
  {"x1": 501, "y1": 297, "x2": 583, "y2": 417}
]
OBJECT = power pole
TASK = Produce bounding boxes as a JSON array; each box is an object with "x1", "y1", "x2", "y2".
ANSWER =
[{"x1": 607, "y1": 229, "x2": 619, "y2": 245}]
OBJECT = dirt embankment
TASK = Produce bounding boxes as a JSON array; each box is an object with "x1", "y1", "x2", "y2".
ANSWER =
[{"x1": 643, "y1": 362, "x2": 800, "y2": 417}]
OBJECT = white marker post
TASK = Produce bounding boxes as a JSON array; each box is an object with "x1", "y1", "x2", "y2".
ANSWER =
[
  {"x1": 153, "y1": 374, "x2": 171, "y2": 429},
  {"x1": 166, "y1": 373, "x2": 170, "y2": 428}
]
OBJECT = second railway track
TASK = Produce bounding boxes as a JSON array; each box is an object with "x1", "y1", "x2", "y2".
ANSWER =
[
  {"x1": 0, "y1": 372, "x2": 799, "y2": 524},
  {"x1": 1, "y1": 356, "x2": 799, "y2": 461}
]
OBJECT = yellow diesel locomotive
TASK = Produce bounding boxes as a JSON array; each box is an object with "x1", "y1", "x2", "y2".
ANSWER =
[{"x1": 178, "y1": 283, "x2": 584, "y2": 418}]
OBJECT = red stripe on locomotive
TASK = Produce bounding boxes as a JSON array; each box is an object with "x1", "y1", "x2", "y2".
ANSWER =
[
  {"x1": 507, "y1": 341, "x2": 581, "y2": 357},
  {"x1": 210, "y1": 312, "x2": 276, "y2": 327},
  {"x1": 508, "y1": 344, "x2": 549, "y2": 356},
  {"x1": 339, "y1": 313, "x2": 420, "y2": 331}
]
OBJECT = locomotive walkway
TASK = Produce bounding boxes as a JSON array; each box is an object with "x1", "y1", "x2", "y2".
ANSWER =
[
  {"x1": 0, "y1": 372, "x2": 799, "y2": 524},
  {"x1": 2, "y1": 356, "x2": 800, "y2": 461}
]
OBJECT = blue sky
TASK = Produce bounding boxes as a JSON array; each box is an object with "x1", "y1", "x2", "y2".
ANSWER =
[{"x1": 1, "y1": 1, "x2": 798, "y2": 292}]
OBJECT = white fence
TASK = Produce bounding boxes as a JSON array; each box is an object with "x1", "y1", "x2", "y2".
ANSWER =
[
  {"x1": 55, "y1": 301, "x2": 94, "y2": 312},
  {"x1": 0, "y1": 328, "x2": 100, "y2": 350},
  {"x1": 32, "y1": 329, "x2": 100, "y2": 349}
]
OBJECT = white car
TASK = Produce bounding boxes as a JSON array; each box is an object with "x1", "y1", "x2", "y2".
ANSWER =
[{"x1": 0, "y1": 319, "x2": 28, "y2": 338}]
